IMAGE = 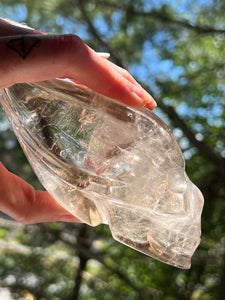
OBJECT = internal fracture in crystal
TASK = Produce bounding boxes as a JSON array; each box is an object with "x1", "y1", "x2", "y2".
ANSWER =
[{"x1": 1, "y1": 79, "x2": 204, "y2": 269}]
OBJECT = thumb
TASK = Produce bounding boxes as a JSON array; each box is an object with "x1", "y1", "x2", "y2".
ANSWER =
[{"x1": 0, "y1": 163, "x2": 80, "y2": 224}]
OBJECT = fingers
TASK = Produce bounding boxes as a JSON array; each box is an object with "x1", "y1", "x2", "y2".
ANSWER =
[
  {"x1": 67, "y1": 43, "x2": 157, "y2": 108},
  {"x1": 0, "y1": 163, "x2": 80, "y2": 224},
  {"x1": 0, "y1": 34, "x2": 75, "y2": 89},
  {"x1": 0, "y1": 33, "x2": 156, "y2": 108}
]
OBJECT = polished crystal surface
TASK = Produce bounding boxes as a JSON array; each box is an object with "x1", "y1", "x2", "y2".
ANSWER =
[{"x1": 1, "y1": 79, "x2": 204, "y2": 268}]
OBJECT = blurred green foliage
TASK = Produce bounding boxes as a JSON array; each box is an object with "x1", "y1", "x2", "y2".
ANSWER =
[{"x1": 0, "y1": 0, "x2": 224, "y2": 299}]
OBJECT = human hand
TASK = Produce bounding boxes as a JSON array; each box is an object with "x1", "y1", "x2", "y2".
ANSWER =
[
  {"x1": 0, "y1": 18, "x2": 156, "y2": 224},
  {"x1": 0, "y1": 18, "x2": 156, "y2": 108}
]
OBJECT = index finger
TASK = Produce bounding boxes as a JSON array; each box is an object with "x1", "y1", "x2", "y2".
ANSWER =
[{"x1": 0, "y1": 33, "x2": 156, "y2": 108}]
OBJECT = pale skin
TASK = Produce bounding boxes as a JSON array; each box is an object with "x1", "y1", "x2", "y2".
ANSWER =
[{"x1": 0, "y1": 18, "x2": 156, "y2": 224}]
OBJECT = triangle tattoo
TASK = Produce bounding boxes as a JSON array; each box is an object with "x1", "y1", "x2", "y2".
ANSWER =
[{"x1": 7, "y1": 35, "x2": 41, "y2": 59}]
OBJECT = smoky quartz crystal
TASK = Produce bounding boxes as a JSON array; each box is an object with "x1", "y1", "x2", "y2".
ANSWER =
[{"x1": 1, "y1": 79, "x2": 204, "y2": 268}]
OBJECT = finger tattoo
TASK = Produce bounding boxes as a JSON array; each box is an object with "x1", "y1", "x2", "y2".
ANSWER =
[{"x1": 7, "y1": 35, "x2": 41, "y2": 59}]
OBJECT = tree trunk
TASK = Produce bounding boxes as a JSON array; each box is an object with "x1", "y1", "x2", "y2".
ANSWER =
[{"x1": 70, "y1": 225, "x2": 92, "y2": 300}]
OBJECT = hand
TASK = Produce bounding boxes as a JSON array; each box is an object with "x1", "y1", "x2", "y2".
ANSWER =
[
  {"x1": 0, "y1": 18, "x2": 156, "y2": 107},
  {"x1": 0, "y1": 18, "x2": 156, "y2": 224}
]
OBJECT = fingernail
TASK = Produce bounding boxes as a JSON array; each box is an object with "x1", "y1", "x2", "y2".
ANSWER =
[
  {"x1": 58, "y1": 214, "x2": 81, "y2": 223},
  {"x1": 96, "y1": 52, "x2": 110, "y2": 58},
  {"x1": 130, "y1": 92, "x2": 147, "y2": 106},
  {"x1": 131, "y1": 91, "x2": 157, "y2": 109},
  {"x1": 144, "y1": 98, "x2": 157, "y2": 110},
  {"x1": 142, "y1": 92, "x2": 157, "y2": 110}
]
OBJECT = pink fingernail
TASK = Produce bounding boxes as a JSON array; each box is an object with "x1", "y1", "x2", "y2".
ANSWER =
[
  {"x1": 131, "y1": 91, "x2": 157, "y2": 110},
  {"x1": 142, "y1": 91, "x2": 157, "y2": 110},
  {"x1": 131, "y1": 92, "x2": 147, "y2": 106},
  {"x1": 144, "y1": 98, "x2": 157, "y2": 110}
]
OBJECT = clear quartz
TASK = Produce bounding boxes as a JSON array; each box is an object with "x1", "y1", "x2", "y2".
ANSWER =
[{"x1": 1, "y1": 79, "x2": 204, "y2": 269}]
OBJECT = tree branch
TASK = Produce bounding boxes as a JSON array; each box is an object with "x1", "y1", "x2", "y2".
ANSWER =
[
  {"x1": 77, "y1": 0, "x2": 125, "y2": 67},
  {"x1": 70, "y1": 225, "x2": 91, "y2": 300},
  {"x1": 95, "y1": 1, "x2": 225, "y2": 34},
  {"x1": 144, "y1": 85, "x2": 225, "y2": 169},
  {"x1": 74, "y1": 242, "x2": 155, "y2": 299},
  {"x1": 78, "y1": 1, "x2": 225, "y2": 178},
  {"x1": 60, "y1": 228, "x2": 154, "y2": 297},
  {"x1": 71, "y1": 254, "x2": 88, "y2": 300}
]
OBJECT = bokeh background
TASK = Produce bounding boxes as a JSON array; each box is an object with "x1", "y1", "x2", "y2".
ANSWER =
[{"x1": 0, "y1": 0, "x2": 225, "y2": 299}]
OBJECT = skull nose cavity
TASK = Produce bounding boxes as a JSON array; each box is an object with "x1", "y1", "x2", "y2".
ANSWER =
[{"x1": 168, "y1": 168, "x2": 187, "y2": 194}]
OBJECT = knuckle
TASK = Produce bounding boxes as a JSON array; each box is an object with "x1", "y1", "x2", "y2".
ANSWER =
[
  {"x1": 57, "y1": 34, "x2": 87, "y2": 75},
  {"x1": 60, "y1": 34, "x2": 86, "y2": 59}
]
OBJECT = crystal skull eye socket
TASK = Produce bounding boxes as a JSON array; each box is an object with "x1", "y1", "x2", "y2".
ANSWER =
[
  {"x1": 168, "y1": 168, "x2": 188, "y2": 194},
  {"x1": 1, "y1": 79, "x2": 204, "y2": 269}
]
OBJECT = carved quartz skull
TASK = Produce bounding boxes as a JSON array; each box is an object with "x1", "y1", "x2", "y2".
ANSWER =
[{"x1": 2, "y1": 79, "x2": 204, "y2": 269}]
